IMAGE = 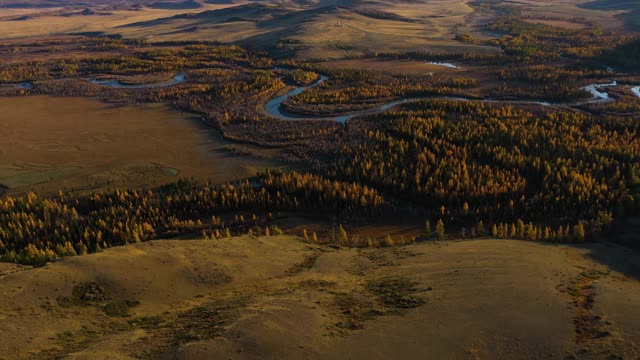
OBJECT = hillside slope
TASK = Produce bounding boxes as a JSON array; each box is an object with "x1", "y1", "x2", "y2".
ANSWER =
[{"x1": 1, "y1": 236, "x2": 639, "y2": 359}]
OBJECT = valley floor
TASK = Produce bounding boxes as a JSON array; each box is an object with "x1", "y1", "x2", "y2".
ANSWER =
[
  {"x1": 1, "y1": 237, "x2": 639, "y2": 359},
  {"x1": 0, "y1": 96, "x2": 284, "y2": 195}
]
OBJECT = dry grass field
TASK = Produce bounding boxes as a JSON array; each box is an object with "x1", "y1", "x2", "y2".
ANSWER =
[
  {"x1": 506, "y1": 0, "x2": 639, "y2": 31},
  {"x1": 0, "y1": 2, "x2": 245, "y2": 39},
  {"x1": 0, "y1": 7, "x2": 61, "y2": 16},
  {"x1": 1, "y1": 0, "x2": 637, "y2": 58},
  {"x1": 0, "y1": 236, "x2": 638, "y2": 359},
  {"x1": 0, "y1": 96, "x2": 284, "y2": 195},
  {"x1": 285, "y1": 1, "x2": 490, "y2": 59}
]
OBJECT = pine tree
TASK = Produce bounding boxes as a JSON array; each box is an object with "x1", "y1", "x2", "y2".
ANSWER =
[
  {"x1": 573, "y1": 223, "x2": 585, "y2": 242},
  {"x1": 385, "y1": 234, "x2": 394, "y2": 246},
  {"x1": 272, "y1": 226, "x2": 284, "y2": 235},
  {"x1": 516, "y1": 219, "x2": 526, "y2": 239},
  {"x1": 424, "y1": 220, "x2": 432, "y2": 239},
  {"x1": 557, "y1": 225, "x2": 565, "y2": 241},
  {"x1": 338, "y1": 224, "x2": 348, "y2": 243},
  {"x1": 477, "y1": 220, "x2": 486, "y2": 237},
  {"x1": 436, "y1": 219, "x2": 445, "y2": 240},
  {"x1": 526, "y1": 222, "x2": 536, "y2": 241}
]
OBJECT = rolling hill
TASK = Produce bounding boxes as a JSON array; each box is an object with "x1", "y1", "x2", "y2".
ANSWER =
[{"x1": 1, "y1": 236, "x2": 639, "y2": 359}]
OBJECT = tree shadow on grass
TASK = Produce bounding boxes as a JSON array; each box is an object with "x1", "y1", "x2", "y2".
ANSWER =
[
  {"x1": 535, "y1": 217, "x2": 640, "y2": 281},
  {"x1": 577, "y1": 241, "x2": 640, "y2": 280}
]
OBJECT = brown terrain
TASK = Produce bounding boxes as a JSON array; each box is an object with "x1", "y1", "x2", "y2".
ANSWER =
[
  {"x1": 1, "y1": 236, "x2": 639, "y2": 359},
  {"x1": 1, "y1": 0, "x2": 636, "y2": 58},
  {"x1": 0, "y1": 96, "x2": 285, "y2": 195},
  {"x1": 0, "y1": 0, "x2": 639, "y2": 359}
]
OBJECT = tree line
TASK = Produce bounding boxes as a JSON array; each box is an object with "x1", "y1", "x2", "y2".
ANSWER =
[{"x1": 0, "y1": 171, "x2": 383, "y2": 265}]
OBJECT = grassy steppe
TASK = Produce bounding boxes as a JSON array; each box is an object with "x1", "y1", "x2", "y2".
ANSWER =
[
  {"x1": 0, "y1": 236, "x2": 638, "y2": 359},
  {"x1": 1, "y1": 0, "x2": 638, "y2": 59},
  {"x1": 0, "y1": 96, "x2": 284, "y2": 195}
]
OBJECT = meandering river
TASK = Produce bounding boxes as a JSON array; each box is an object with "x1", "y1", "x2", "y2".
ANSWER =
[
  {"x1": 581, "y1": 81, "x2": 617, "y2": 101},
  {"x1": 264, "y1": 72, "x2": 640, "y2": 123},
  {"x1": 7, "y1": 67, "x2": 639, "y2": 124},
  {"x1": 90, "y1": 73, "x2": 186, "y2": 88},
  {"x1": 425, "y1": 62, "x2": 461, "y2": 69}
]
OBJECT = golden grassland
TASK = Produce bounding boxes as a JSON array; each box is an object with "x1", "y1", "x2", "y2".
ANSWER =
[
  {"x1": 0, "y1": 0, "x2": 637, "y2": 58},
  {"x1": 0, "y1": 2, "x2": 245, "y2": 39},
  {"x1": 0, "y1": 96, "x2": 285, "y2": 195},
  {"x1": 0, "y1": 236, "x2": 638, "y2": 359},
  {"x1": 0, "y1": 7, "x2": 62, "y2": 16},
  {"x1": 514, "y1": 0, "x2": 638, "y2": 31},
  {"x1": 288, "y1": 2, "x2": 487, "y2": 59}
]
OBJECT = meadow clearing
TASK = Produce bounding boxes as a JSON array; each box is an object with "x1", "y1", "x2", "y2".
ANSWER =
[{"x1": 0, "y1": 96, "x2": 284, "y2": 195}]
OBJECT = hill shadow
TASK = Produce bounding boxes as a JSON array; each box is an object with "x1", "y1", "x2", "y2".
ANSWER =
[
  {"x1": 536, "y1": 216, "x2": 640, "y2": 281},
  {"x1": 116, "y1": 3, "x2": 284, "y2": 29},
  {"x1": 148, "y1": 0, "x2": 202, "y2": 10},
  {"x1": 578, "y1": 0, "x2": 640, "y2": 31},
  {"x1": 579, "y1": 242, "x2": 640, "y2": 280}
]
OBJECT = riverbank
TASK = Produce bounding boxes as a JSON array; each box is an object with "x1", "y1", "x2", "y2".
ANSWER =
[{"x1": 264, "y1": 69, "x2": 639, "y2": 123}]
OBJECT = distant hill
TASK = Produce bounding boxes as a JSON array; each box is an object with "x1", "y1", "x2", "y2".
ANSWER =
[
  {"x1": 579, "y1": 0, "x2": 640, "y2": 30},
  {"x1": 0, "y1": 0, "x2": 197, "y2": 7},
  {"x1": 148, "y1": 0, "x2": 202, "y2": 10},
  {"x1": 111, "y1": 0, "x2": 495, "y2": 58}
]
